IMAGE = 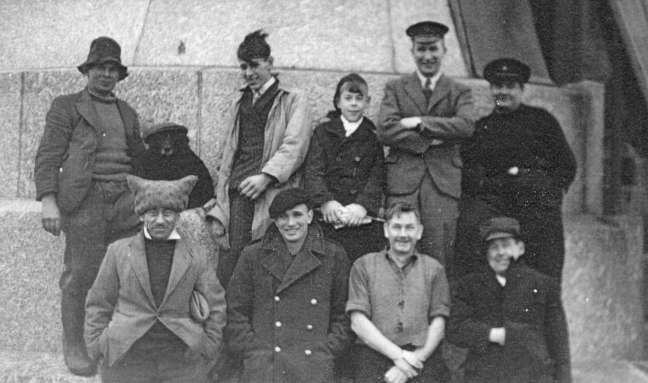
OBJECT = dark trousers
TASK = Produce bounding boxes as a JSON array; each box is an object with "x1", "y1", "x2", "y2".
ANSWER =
[
  {"x1": 218, "y1": 189, "x2": 255, "y2": 288},
  {"x1": 352, "y1": 344, "x2": 449, "y2": 383},
  {"x1": 100, "y1": 346, "x2": 209, "y2": 383},
  {"x1": 321, "y1": 220, "x2": 385, "y2": 263},
  {"x1": 60, "y1": 180, "x2": 139, "y2": 348}
]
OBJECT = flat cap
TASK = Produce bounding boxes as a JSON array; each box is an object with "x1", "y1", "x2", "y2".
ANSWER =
[
  {"x1": 479, "y1": 216, "x2": 521, "y2": 242},
  {"x1": 483, "y1": 58, "x2": 531, "y2": 84},
  {"x1": 406, "y1": 21, "x2": 449, "y2": 38},
  {"x1": 269, "y1": 188, "x2": 312, "y2": 219},
  {"x1": 142, "y1": 122, "x2": 188, "y2": 141}
]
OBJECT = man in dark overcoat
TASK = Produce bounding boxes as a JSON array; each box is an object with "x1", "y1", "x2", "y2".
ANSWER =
[
  {"x1": 454, "y1": 58, "x2": 576, "y2": 281},
  {"x1": 225, "y1": 188, "x2": 352, "y2": 383},
  {"x1": 448, "y1": 217, "x2": 571, "y2": 383},
  {"x1": 33, "y1": 36, "x2": 145, "y2": 375},
  {"x1": 377, "y1": 21, "x2": 475, "y2": 276}
]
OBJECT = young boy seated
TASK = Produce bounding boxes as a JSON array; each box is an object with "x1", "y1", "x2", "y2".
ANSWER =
[{"x1": 304, "y1": 73, "x2": 386, "y2": 262}]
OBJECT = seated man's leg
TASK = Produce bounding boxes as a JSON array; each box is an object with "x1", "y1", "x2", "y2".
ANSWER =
[
  {"x1": 60, "y1": 184, "x2": 109, "y2": 375},
  {"x1": 105, "y1": 180, "x2": 141, "y2": 243},
  {"x1": 100, "y1": 354, "x2": 155, "y2": 383},
  {"x1": 218, "y1": 190, "x2": 255, "y2": 288}
]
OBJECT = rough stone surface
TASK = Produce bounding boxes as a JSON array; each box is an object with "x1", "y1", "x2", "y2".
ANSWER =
[
  {"x1": 573, "y1": 361, "x2": 648, "y2": 383},
  {"x1": 135, "y1": 0, "x2": 395, "y2": 73},
  {"x1": 389, "y1": 0, "x2": 469, "y2": 77},
  {"x1": 0, "y1": 73, "x2": 21, "y2": 199},
  {"x1": 0, "y1": 0, "x2": 148, "y2": 69},
  {"x1": 563, "y1": 214, "x2": 644, "y2": 362}
]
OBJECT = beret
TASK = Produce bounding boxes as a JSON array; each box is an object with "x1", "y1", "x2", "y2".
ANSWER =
[{"x1": 269, "y1": 188, "x2": 312, "y2": 219}]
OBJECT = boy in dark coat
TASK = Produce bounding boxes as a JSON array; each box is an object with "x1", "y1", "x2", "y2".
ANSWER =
[
  {"x1": 140, "y1": 122, "x2": 215, "y2": 209},
  {"x1": 448, "y1": 217, "x2": 571, "y2": 383},
  {"x1": 304, "y1": 73, "x2": 385, "y2": 262}
]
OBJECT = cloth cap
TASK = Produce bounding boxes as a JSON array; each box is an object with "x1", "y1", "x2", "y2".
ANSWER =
[
  {"x1": 406, "y1": 21, "x2": 449, "y2": 38},
  {"x1": 127, "y1": 175, "x2": 198, "y2": 216},
  {"x1": 479, "y1": 216, "x2": 521, "y2": 242},
  {"x1": 142, "y1": 122, "x2": 189, "y2": 141},
  {"x1": 269, "y1": 188, "x2": 312, "y2": 219},
  {"x1": 483, "y1": 58, "x2": 531, "y2": 84},
  {"x1": 77, "y1": 36, "x2": 128, "y2": 80}
]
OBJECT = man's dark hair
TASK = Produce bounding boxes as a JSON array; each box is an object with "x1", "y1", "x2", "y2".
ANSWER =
[
  {"x1": 384, "y1": 202, "x2": 421, "y2": 223},
  {"x1": 237, "y1": 29, "x2": 271, "y2": 62}
]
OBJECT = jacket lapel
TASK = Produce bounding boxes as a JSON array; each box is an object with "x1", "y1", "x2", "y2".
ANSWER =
[
  {"x1": 403, "y1": 73, "x2": 428, "y2": 115},
  {"x1": 75, "y1": 90, "x2": 103, "y2": 134},
  {"x1": 427, "y1": 75, "x2": 451, "y2": 111},
  {"x1": 259, "y1": 249, "x2": 287, "y2": 282},
  {"x1": 276, "y1": 230, "x2": 324, "y2": 294},
  {"x1": 116, "y1": 99, "x2": 136, "y2": 136},
  {"x1": 128, "y1": 233, "x2": 156, "y2": 306},
  {"x1": 160, "y1": 237, "x2": 192, "y2": 306}
]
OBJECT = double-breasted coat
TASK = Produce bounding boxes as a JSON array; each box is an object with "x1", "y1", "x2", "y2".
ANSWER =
[
  {"x1": 84, "y1": 231, "x2": 227, "y2": 367},
  {"x1": 225, "y1": 224, "x2": 352, "y2": 383},
  {"x1": 447, "y1": 261, "x2": 571, "y2": 383}
]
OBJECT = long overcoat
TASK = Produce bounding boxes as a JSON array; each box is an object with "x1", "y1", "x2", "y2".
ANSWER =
[
  {"x1": 447, "y1": 261, "x2": 571, "y2": 383},
  {"x1": 84, "y1": 231, "x2": 227, "y2": 367},
  {"x1": 206, "y1": 83, "x2": 313, "y2": 244},
  {"x1": 225, "y1": 224, "x2": 352, "y2": 383}
]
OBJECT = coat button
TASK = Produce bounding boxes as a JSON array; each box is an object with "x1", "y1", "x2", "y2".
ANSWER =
[
  {"x1": 306, "y1": 324, "x2": 313, "y2": 331},
  {"x1": 274, "y1": 346, "x2": 281, "y2": 352},
  {"x1": 275, "y1": 321, "x2": 282, "y2": 328},
  {"x1": 310, "y1": 298, "x2": 318, "y2": 305},
  {"x1": 274, "y1": 296, "x2": 280, "y2": 302},
  {"x1": 354, "y1": 156, "x2": 361, "y2": 162},
  {"x1": 524, "y1": 308, "x2": 529, "y2": 312},
  {"x1": 533, "y1": 289, "x2": 538, "y2": 293},
  {"x1": 304, "y1": 349, "x2": 312, "y2": 356}
]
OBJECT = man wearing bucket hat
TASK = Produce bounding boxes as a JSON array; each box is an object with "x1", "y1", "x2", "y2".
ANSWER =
[
  {"x1": 34, "y1": 36, "x2": 145, "y2": 375},
  {"x1": 454, "y1": 58, "x2": 576, "y2": 282},
  {"x1": 85, "y1": 175, "x2": 226, "y2": 382},
  {"x1": 448, "y1": 216, "x2": 571, "y2": 383}
]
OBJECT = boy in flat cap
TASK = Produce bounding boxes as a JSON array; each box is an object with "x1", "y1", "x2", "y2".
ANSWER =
[
  {"x1": 33, "y1": 36, "x2": 145, "y2": 375},
  {"x1": 206, "y1": 30, "x2": 313, "y2": 288},
  {"x1": 448, "y1": 216, "x2": 571, "y2": 383},
  {"x1": 377, "y1": 21, "x2": 475, "y2": 277},
  {"x1": 225, "y1": 188, "x2": 352, "y2": 383},
  {"x1": 455, "y1": 58, "x2": 576, "y2": 282},
  {"x1": 85, "y1": 175, "x2": 226, "y2": 383}
]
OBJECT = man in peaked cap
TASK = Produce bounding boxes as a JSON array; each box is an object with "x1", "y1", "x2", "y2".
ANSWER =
[
  {"x1": 454, "y1": 58, "x2": 577, "y2": 282},
  {"x1": 377, "y1": 20, "x2": 475, "y2": 279},
  {"x1": 85, "y1": 175, "x2": 226, "y2": 382},
  {"x1": 448, "y1": 216, "x2": 571, "y2": 383},
  {"x1": 33, "y1": 36, "x2": 146, "y2": 375},
  {"x1": 225, "y1": 188, "x2": 352, "y2": 383}
]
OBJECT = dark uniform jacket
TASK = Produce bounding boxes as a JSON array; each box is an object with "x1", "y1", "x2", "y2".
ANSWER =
[
  {"x1": 448, "y1": 261, "x2": 571, "y2": 383},
  {"x1": 456, "y1": 104, "x2": 576, "y2": 279},
  {"x1": 304, "y1": 116, "x2": 384, "y2": 215},
  {"x1": 34, "y1": 89, "x2": 145, "y2": 213},
  {"x1": 377, "y1": 74, "x2": 475, "y2": 199},
  {"x1": 225, "y1": 224, "x2": 352, "y2": 383}
]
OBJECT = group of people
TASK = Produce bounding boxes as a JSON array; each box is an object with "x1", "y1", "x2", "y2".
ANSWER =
[{"x1": 34, "y1": 19, "x2": 576, "y2": 383}]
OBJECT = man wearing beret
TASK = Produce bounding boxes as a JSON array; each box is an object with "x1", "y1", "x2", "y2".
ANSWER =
[
  {"x1": 448, "y1": 217, "x2": 571, "y2": 383},
  {"x1": 85, "y1": 175, "x2": 226, "y2": 382},
  {"x1": 33, "y1": 36, "x2": 145, "y2": 375},
  {"x1": 454, "y1": 58, "x2": 576, "y2": 282},
  {"x1": 377, "y1": 21, "x2": 475, "y2": 276},
  {"x1": 225, "y1": 188, "x2": 352, "y2": 383}
]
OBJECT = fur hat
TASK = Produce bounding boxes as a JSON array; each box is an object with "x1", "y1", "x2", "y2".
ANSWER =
[
  {"x1": 77, "y1": 36, "x2": 128, "y2": 80},
  {"x1": 127, "y1": 175, "x2": 198, "y2": 215},
  {"x1": 141, "y1": 122, "x2": 188, "y2": 142}
]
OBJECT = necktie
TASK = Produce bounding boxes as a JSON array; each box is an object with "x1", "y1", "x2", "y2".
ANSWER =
[{"x1": 423, "y1": 77, "x2": 432, "y2": 103}]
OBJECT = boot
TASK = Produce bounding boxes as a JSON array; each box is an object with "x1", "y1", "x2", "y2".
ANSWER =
[{"x1": 61, "y1": 292, "x2": 97, "y2": 376}]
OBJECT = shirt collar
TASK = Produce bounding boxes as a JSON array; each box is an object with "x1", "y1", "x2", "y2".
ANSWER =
[
  {"x1": 495, "y1": 274, "x2": 506, "y2": 287},
  {"x1": 416, "y1": 69, "x2": 443, "y2": 91},
  {"x1": 384, "y1": 249, "x2": 419, "y2": 269},
  {"x1": 340, "y1": 115, "x2": 364, "y2": 137},
  {"x1": 143, "y1": 226, "x2": 181, "y2": 240},
  {"x1": 254, "y1": 76, "x2": 276, "y2": 97}
]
